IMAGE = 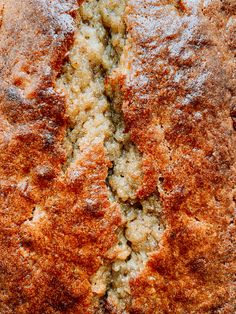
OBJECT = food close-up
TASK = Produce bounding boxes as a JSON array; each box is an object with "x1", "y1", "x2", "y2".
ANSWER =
[{"x1": 0, "y1": 0, "x2": 235, "y2": 313}]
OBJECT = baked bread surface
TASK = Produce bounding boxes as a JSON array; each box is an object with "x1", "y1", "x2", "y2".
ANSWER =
[
  {"x1": 0, "y1": 1, "x2": 121, "y2": 312},
  {"x1": 122, "y1": 1, "x2": 236, "y2": 313},
  {"x1": 0, "y1": 0, "x2": 235, "y2": 313}
]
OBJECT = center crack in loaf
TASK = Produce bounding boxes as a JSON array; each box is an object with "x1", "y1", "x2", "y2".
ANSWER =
[{"x1": 57, "y1": 0, "x2": 164, "y2": 312}]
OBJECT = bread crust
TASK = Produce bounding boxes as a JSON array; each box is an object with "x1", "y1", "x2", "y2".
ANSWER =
[
  {"x1": 122, "y1": 0, "x2": 236, "y2": 313},
  {"x1": 0, "y1": 0, "x2": 235, "y2": 313},
  {"x1": 0, "y1": 1, "x2": 121, "y2": 313}
]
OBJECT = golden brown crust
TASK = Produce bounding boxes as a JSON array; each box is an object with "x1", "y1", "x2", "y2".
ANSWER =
[
  {"x1": 1, "y1": 0, "x2": 236, "y2": 313},
  {"x1": 122, "y1": 0, "x2": 236, "y2": 313},
  {"x1": 0, "y1": 1, "x2": 121, "y2": 313}
]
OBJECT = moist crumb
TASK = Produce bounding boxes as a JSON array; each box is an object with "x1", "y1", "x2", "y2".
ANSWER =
[{"x1": 57, "y1": 1, "x2": 164, "y2": 312}]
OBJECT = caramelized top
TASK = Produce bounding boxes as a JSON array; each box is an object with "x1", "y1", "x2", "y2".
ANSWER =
[
  {"x1": 0, "y1": 1, "x2": 121, "y2": 313},
  {"x1": 123, "y1": 0, "x2": 236, "y2": 312},
  {"x1": 0, "y1": 0, "x2": 235, "y2": 312}
]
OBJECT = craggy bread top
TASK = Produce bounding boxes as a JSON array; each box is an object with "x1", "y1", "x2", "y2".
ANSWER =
[
  {"x1": 121, "y1": 0, "x2": 236, "y2": 312},
  {"x1": 0, "y1": 1, "x2": 121, "y2": 313},
  {"x1": 0, "y1": 0, "x2": 235, "y2": 313}
]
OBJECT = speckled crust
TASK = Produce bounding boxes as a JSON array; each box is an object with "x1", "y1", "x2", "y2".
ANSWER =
[
  {"x1": 1, "y1": 0, "x2": 236, "y2": 313},
  {"x1": 122, "y1": 0, "x2": 236, "y2": 313},
  {"x1": 0, "y1": 1, "x2": 121, "y2": 313}
]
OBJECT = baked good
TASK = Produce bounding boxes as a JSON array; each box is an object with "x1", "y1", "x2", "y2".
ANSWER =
[{"x1": 0, "y1": 0, "x2": 235, "y2": 313}]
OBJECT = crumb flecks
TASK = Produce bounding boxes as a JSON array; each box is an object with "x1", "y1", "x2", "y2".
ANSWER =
[{"x1": 57, "y1": 1, "x2": 164, "y2": 312}]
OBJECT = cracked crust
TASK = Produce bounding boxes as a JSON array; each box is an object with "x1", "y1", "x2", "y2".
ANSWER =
[
  {"x1": 121, "y1": 0, "x2": 236, "y2": 313},
  {"x1": 0, "y1": 0, "x2": 235, "y2": 313},
  {"x1": 0, "y1": 1, "x2": 121, "y2": 313}
]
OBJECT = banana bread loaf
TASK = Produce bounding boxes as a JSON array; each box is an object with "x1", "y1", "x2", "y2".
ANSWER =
[{"x1": 0, "y1": 0, "x2": 235, "y2": 313}]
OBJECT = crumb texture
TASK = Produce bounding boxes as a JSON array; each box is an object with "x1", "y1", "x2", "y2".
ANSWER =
[{"x1": 58, "y1": 1, "x2": 164, "y2": 312}]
